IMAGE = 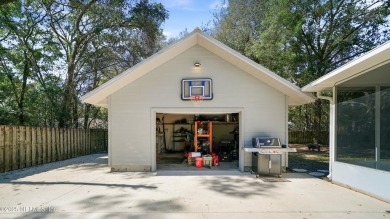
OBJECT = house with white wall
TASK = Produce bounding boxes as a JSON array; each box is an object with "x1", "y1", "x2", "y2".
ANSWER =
[
  {"x1": 82, "y1": 29, "x2": 314, "y2": 173},
  {"x1": 303, "y1": 41, "x2": 390, "y2": 202}
]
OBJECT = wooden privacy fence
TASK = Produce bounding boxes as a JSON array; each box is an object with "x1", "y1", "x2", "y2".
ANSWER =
[
  {"x1": 289, "y1": 131, "x2": 329, "y2": 145},
  {"x1": 0, "y1": 126, "x2": 108, "y2": 173}
]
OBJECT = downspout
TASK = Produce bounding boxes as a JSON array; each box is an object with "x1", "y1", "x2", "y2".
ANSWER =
[
  {"x1": 316, "y1": 91, "x2": 334, "y2": 180},
  {"x1": 316, "y1": 91, "x2": 333, "y2": 104}
]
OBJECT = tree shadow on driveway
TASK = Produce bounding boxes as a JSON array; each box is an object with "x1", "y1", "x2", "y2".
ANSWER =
[{"x1": 200, "y1": 175, "x2": 276, "y2": 198}]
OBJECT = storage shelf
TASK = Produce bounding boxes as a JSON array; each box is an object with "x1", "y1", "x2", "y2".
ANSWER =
[
  {"x1": 194, "y1": 122, "x2": 213, "y2": 153},
  {"x1": 197, "y1": 134, "x2": 210, "y2": 137},
  {"x1": 172, "y1": 123, "x2": 193, "y2": 151}
]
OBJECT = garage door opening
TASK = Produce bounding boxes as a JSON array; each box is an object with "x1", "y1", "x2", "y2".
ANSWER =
[{"x1": 156, "y1": 113, "x2": 239, "y2": 171}]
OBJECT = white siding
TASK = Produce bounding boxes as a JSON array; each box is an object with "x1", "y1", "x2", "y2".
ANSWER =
[
  {"x1": 332, "y1": 162, "x2": 390, "y2": 202},
  {"x1": 109, "y1": 45, "x2": 287, "y2": 171}
]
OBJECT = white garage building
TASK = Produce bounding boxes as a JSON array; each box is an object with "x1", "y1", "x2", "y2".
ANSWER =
[{"x1": 82, "y1": 29, "x2": 314, "y2": 172}]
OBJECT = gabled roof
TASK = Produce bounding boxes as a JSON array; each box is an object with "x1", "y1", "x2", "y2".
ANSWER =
[
  {"x1": 302, "y1": 40, "x2": 390, "y2": 92},
  {"x1": 82, "y1": 29, "x2": 315, "y2": 107}
]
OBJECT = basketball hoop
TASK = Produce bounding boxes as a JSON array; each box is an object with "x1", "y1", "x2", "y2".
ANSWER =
[{"x1": 190, "y1": 95, "x2": 204, "y2": 102}]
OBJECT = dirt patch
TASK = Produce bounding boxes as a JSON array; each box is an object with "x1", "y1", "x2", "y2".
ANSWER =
[{"x1": 288, "y1": 144, "x2": 329, "y2": 172}]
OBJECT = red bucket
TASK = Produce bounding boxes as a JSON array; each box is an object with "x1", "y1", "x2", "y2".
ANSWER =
[
  {"x1": 195, "y1": 157, "x2": 203, "y2": 168},
  {"x1": 213, "y1": 156, "x2": 219, "y2": 166}
]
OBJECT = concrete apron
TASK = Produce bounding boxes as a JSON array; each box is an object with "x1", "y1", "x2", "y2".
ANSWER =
[{"x1": 0, "y1": 154, "x2": 389, "y2": 219}]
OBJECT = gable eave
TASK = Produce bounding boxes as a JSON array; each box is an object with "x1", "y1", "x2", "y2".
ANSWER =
[
  {"x1": 81, "y1": 31, "x2": 199, "y2": 105},
  {"x1": 82, "y1": 29, "x2": 315, "y2": 106},
  {"x1": 197, "y1": 33, "x2": 316, "y2": 105}
]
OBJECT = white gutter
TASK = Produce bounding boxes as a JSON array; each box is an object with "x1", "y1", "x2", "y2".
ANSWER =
[
  {"x1": 316, "y1": 91, "x2": 333, "y2": 104},
  {"x1": 316, "y1": 90, "x2": 334, "y2": 180}
]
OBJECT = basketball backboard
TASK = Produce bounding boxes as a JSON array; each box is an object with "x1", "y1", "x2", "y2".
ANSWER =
[{"x1": 181, "y1": 78, "x2": 213, "y2": 100}]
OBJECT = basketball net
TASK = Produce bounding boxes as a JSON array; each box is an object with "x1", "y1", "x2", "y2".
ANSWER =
[{"x1": 190, "y1": 95, "x2": 204, "y2": 102}]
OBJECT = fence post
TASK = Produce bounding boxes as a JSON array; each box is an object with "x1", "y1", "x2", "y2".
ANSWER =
[
  {"x1": 19, "y1": 126, "x2": 25, "y2": 169},
  {"x1": 74, "y1": 128, "x2": 77, "y2": 157},
  {"x1": 43, "y1": 127, "x2": 49, "y2": 163},
  {"x1": 37, "y1": 128, "x2": 42, "y2": 165},
  {"x1": 0, "y1": 126, "x2": 4, "y2": 172},
  {"x1": 31, "y1": 127, "x2": 37, "y2": 166},
  {"x1": 63, "y1": 129, "x2": 67, "y2": 159},
  {"x1": 83, "y1": 129, "x2": 86, "y2": 155},
  {"x1": 64, "y1": 128, "x2": 70, "y2": 159},
  {"x1": 76, "y1": 128, "x2": 79, "y2": 156},
  {"x1": 69, "y1": 128, "x2": 72, "y2": 158},
  {"x1": 95, "y1": 129, "x2": 98, "y2": 153},
  {"x1": 73, "y1": 128, "x2": 76, "y2": 157},
  {"x1": 69, "y1": 128, "x2": 73, "y2": 158},
  {"x1": 80, "y1": 129, "x2": 84, "y2": 155},
  {"x1": 49, "y1": 127, "x2": 53, "y2": 161},
  {"x1": 87, "y1": 129, "x2": 90, "y2": 154},
  {"x1": 4, "y1": 126, "x2": 11, "y2": 172},
  {"x1": 12, "y1": 126, "x2": 18, "y2": 170},
  {"x1": 75, "y1": 128, "x2": 78, "y2": 156},
  {"x1": 68, "y1": 128, "x2": 71, "y2": 158},
  {"x1": 79, "y1": 129, "x2": 82, "y2": 155},
  {"x1": 59, "y1": 128, "x2": 62, "y2": 160},
  {"x1": 89, "y1": 129, "x2": 93, "y2": 153},
  {"x1": 52, "y1": 128, "x2": 56, "y2": 161},
  {"x1": 47, "y1": 128, "x2": 52, "y2": 163},
  {"x1": 92, "y1": 129, "x2": 96, "y2": 153},
  {"x1": 25, "y1": 127, "x2": 31, "y2": 167},
  {"x1": 78, "y1": 129, "x2": 81, "y2": 156},
  {"x1": 60, "y1": 128, "x2": 64, "y2": 161},
  {"x1": 87, "y1": 129, "x2": 91, "y2": 154},
  {"x1": 95, "y1": 130, "x2": 99, "y2": 152},
  {"x1": 80, "y1": 129, "x2": 83, "y2": 155}
]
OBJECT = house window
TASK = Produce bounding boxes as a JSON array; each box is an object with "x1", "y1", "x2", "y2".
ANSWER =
[{"x1": 336, "y1": 86, "x2": 390, "y2": 172}]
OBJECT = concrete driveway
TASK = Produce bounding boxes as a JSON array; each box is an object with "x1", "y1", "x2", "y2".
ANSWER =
[{"x1": 0, "y1": 154, "x2": 388, "y2": 219}]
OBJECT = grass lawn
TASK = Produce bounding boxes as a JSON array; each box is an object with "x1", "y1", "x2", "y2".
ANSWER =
[{"x1": 288, "y1": 144, "x2": 329, "y2": 172}]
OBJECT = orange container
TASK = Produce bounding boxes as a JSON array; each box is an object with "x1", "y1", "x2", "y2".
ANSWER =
[{"x1": 195, "y1": 157, "x2": 203, "y2": 168}]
